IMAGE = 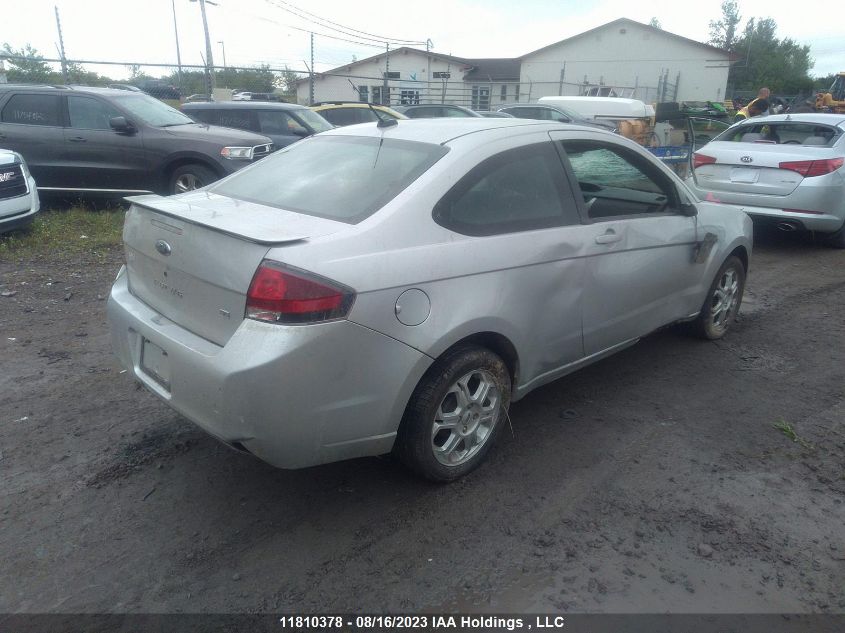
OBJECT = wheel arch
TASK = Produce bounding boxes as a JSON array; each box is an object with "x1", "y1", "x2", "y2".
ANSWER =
[
  {"x1": 432, "y1": 331, "x2": 520, "y2": 394},
  {"x1": 159, "y1": 154, "x2": 224, "y2": 193}
]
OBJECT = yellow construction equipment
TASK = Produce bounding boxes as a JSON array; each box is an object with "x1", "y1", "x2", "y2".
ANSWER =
[{"x1": 815, "y1": 72, "x2": 845, "y2": 113}]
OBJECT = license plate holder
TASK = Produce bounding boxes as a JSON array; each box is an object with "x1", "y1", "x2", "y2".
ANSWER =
[
  {"x1": 730, "y1": 167, "x2": 759, "y2": 183},
  {"x1": 141, "y1": 338, "x2": 171, "y2": 391}
]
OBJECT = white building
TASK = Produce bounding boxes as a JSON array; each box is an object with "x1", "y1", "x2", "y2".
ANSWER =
[
  {"x1": 296, "y1": 48, "x2": 477, "y2": 107},
  {"x1": 297, "y1": 18, "x2": 733, "y2": 107},
  {"x1": 519, "y1": 18, "x2": 734, "y2": 103}
]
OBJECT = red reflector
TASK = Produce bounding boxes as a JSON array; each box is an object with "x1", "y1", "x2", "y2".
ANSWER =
[
  {"x1": 779, "y1": 157, "x2": 844, "y2": 177},
  {"x1": 693, "y1": 153, "x2": 716, "y2": 169},
  {"x1": 246, "y1": 261, "x2": 353, "y2": 324}
]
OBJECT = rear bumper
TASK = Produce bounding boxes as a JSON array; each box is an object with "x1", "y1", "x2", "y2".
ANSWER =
[
  {"x1": 688, "y1": 177, "x2": 845, "y2": 233},
  {"x1": 731, "y1": 205, "x2": 842, "y2": 233},
  {"x1": 107, "y1": 267, "x2": 432, "y2": 469},
  {"x1": 0, "y1": 177, "x2": 40, "y2": 233}
]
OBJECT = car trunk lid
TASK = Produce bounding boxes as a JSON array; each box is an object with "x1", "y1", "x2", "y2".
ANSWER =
[
  {"x1": 692, "y1": 142, "x2": 828, "y2": 197},
  {"x1": 122, "y1": 193, "x2": 347, "y2": 345}
]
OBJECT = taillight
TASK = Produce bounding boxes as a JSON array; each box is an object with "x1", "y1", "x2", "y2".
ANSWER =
[
  {"x1": 778, "y1": 157, "x2": 844, "y2": 177},
  {"x1": 245, "y1": 260, "x2": 354, "y2": 324},
  {"x1": 693, "y1": 153, "x2": 716, "y2": 169}
]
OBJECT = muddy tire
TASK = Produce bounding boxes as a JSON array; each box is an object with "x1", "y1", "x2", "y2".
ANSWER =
[
  {"x1": 395, "y1": 345, "x2": 511, "y2": 482},
  {"x1": 168, "y1": 164, "x2": 217, "y2": 195},
  {"x1": 825, "y1": 222, "x2": 845, "y2": 249},
  {"x1": 690, "y1": 255, "x2": 746, "y2": 340}
]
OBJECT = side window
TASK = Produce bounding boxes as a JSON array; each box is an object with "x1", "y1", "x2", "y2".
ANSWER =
[
  {"x1": 560, "y1": 140, "x2": 676, "y2": 220},
  {"x1": 356, "y1": 109, "x2": 380, "y2": 124},
  {"x1": 434, "y1": 142, "x2": 580, "y2": 236},
  {"x1": 67, "y1": 96, "x2": 121, "y2": 129},
  {"x1": 319, "y1": 108, "x2": 358, "y2": 127},
  {"x1": 257, "y1": 110, "x2": 308, "y2": 135},
  {"x1": 187, "y1": 109, "x2": 218, "y2": 125},
  {"x1": 217, "y1": 110, "x2": 258, "y2": 132},
  {"x1": 1, "y1": 94, "x2": 62, "y2": 126}
]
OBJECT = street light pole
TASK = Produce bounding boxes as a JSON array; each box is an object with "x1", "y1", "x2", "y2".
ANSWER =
[{"x1": 218, "y1": 40, "x2": 226, "y2": 70}]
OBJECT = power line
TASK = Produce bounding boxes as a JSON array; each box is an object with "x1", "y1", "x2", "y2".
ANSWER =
[{"x1": 263, "y1": 0, "x2": 425, "y2": 46}]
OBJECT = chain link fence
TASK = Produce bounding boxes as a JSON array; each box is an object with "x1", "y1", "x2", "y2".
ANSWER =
[{"x1": 1, "y1": 55, "x2": 676, "y2": 110}]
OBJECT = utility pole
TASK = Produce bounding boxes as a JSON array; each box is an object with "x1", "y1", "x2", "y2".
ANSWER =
[
  {"x1": 171, "y1": 0, "x2": 183, "y2": 90},
  {"x1": 426, "y1": 38, "x2": 432, "y2": 104},
  {"x1": 191, "y1": 0, "x2": 216, "y2": 95},
  {"x1": 309, "y1": 32, "x2": 315, "y2": 105},
  {"x1": 218, "y1": 41, "x2": 227, "y2": 70},
  {"x1": 383, "y1": 43, "x2": 390, "y2": 106},
  {"x1": 54, "y1": 5, "x2": 69, "y2": 85},
  {"x1": 558, "y1": 63, "x2": 566, "y2": 96}
]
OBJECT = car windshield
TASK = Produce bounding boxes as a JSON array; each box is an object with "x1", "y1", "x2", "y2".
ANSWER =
[
  {"x1": 293, "y1": 109, "x2": 333, "y2": 133},
  {"x1": 714, "y1": 122, "x2": 842, "y2": 146},
  {"x1": 112, "y1": 94, "x2": 194, "y2": 127},
  {"x1": 211, "y1": 135, "x2": 449, "y2": 223}
]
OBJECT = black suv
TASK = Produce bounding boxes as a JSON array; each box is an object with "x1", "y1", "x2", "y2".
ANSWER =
[
  {"x1": 182, "y1": 101, "x2": 332, "y2": 149},
  {"x1": 0, "y1": 85, "x2": 274, "y2": 195}
]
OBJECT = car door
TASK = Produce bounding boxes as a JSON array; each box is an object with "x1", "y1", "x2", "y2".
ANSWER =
[
  {"x1": 0, "y1": 92, "x2": 66, "y2": 187},
  {"x1": 63, "y1": 94, "x2": 149, "y2": 191},
  {"x1": 553, "y1": 133, "x2": 701, "y2": 356},
  {"x1": 433, "y1": 140, "x2": 587, "y2": 386}
]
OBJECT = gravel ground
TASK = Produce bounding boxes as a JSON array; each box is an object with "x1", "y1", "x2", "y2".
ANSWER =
[{"x1": 1, "y1": 226, "x2": 843, "y2": 614}]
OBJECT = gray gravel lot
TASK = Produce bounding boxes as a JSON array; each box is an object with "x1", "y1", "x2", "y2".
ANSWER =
[{"x1": 1, "y1": 227, "x2": 843, "y2": 613}]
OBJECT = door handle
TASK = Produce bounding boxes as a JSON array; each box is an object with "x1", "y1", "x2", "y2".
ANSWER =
[
  {"x1": 68, "y1": 136, "x2": 87, "y2": 143},
  {"x1": 595, "y1": 229, "x2": 622, "y2": 245}
]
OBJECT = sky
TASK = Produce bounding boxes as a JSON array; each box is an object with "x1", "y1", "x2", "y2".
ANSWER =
[{"x1": 1, "y1": 0, "x2": 841, "y2": 80}]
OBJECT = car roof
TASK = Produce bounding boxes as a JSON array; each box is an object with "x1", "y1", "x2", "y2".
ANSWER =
[
  {"x1": 313, "y1": 102, "x2": 394, "y2": 110},
  {"x1": 321, "y1": 117, "x2": 609, "y2": 145},
  {"x1": 0, "y1": 84, "x2": 160, "y2": 97},
  {"x1": 182, "y1": 101, "x2": 305, "y2": 111},
  {"x1": 740, "y1": 113, "x2": 845, "y2": 127}
]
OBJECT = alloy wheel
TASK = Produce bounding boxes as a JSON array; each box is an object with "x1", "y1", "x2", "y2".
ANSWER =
[{"x1": 431, "y1": 369, "x2": 501, "y2": 466}]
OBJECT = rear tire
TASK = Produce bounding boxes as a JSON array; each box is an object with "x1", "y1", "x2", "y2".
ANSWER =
[
  {"x1": 168, "y1": 164, "x2": 217, "y2": 195},
  {"x1": 690, "y1": 255, "x2": 746, "y2": 340},
  {"x1": 395, "y1": 345, "x2": 511, "y2": 482}
]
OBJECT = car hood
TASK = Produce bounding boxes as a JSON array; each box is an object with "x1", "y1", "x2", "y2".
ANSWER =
[{"x1": 160, "y1": 123, "x2": 272, "y2": 146}]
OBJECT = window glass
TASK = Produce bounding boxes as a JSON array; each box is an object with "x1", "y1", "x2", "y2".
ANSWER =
[
  {"x1": 186, "y1": 109, "x2": 218, "y2": 125},
  {"x1": 217, "y1": 110, "x2": 258, "y2": 132},
  {"x1": 68, "y1": 96, "x2": 122, "y2": 129},
  {"x1": 212, "y1": 135, "x2": 448, "y2": 223},
  {"x1": 561, "y1": 141, "x2": 674, "y2": 220},
  {"x1": 713, "y1": 122, "x2": 841, "y2": 146},
  {"x1": 444, "y1": 107, "x2": 473, "y2": 118},
  {"x1": 1, "y1": 94, "x2": 61, "y2": 126},
  {"x1": 294, "y1": 109, "x2": 333, "y2": 132},
  {"x1": 257, "y1": 110, "x2": 306, "y2": 135},
  {"x1": 319, "y1": 108, "x2": 359, "y2": 127},
  {"x1": 111, "y1": 94, "x2": 193, "y2": 127},
  {"x1": 434, "y1": 143, "x2": 578, "y2": 236}
]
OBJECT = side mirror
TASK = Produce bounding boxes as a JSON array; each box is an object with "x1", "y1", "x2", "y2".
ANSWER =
[
  {"x1": 109, "y1": 116, "x2": 135, "y2": 134},
  {"x1": 291, "y1": 128, "x2": 310, "y2": 137},
  {"x1": 680, "y1": 202, "x2": 698, "y2": 217}
]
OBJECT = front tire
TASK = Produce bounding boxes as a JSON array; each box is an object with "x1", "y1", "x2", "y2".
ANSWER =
[
  {"x1": 395, "y1": 345, "x2": 511, "y2": 482},
  {"x1": 168, "y1": 164, "x2": 217, "y2": 195},
  {"x1": 691, "y1": 255, "x2": 746, "y2": 340}
]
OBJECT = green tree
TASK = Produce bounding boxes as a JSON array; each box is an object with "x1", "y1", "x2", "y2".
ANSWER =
[
  {"x1": 1, "y1": 43, "x2": 56, "y2": 83},
  {"x1": 648, "y1": 17, "x2": 662, "y2": 30},
  {"x1": 729, "y1": 18, "x2": 814, "y2": 94},
  {"x1": 708, "y1": 0, "x2": 742, "y2": 51}
]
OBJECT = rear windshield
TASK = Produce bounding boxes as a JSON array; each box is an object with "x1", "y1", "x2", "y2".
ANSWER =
[
  {"x1": 714, "y1": 122, "x2": 842, "y2": 147},
  {"x1": 211, "y1": 135, "x2": 448, "y2": 223}
]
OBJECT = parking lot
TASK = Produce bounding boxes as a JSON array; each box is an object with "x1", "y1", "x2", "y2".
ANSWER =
[{"x1": 1, "y1": 225, "x2": 843, "y2": 613}]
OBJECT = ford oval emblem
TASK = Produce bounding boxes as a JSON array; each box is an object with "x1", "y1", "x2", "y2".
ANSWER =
[
  {"x1": 740, "y1": 156, "x2": 753, "y2": 163},
  {"x1": 155, "y1": 239, "x2": 172, "y2": 256}
]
